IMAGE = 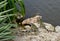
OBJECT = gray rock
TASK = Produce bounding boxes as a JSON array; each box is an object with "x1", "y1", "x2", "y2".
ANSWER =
[
  {"x1": 55, "y1": 26, "x2": 60, "y2": 32},
  {"x1": 22, "y1": 15, "x2": 42, "y2": 24},
  {"x1": 14, "y1": 32, "x2": 60, "y2": 41},
  {"x1": 14, "y1": 15, "x2": 60, "y2": 41},
  {"x1": 43, "y1": 22, "x2": 55, "y2": 31},
  {"x1": 25, "y1": 26, "x2": 31, "y2": 31}
]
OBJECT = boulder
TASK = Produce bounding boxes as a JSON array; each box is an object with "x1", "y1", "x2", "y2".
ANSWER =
[
  {"x1": 14, "y1": 15, "x2": 60, "y2": 41},
  {"x1": 55, "y1": 26, "x2": 60, "y2": 32},
  {"x1": 21, "y1": 15, "x2": 55, "y2": 32},
  {"x1": 14, "y1": 30, "x2": 60, "y2": 41},
  {"x1": 43, "y1": 22, "x2": 55, "y2": 31},
  {"x1": 33, "y1": 23, "x2": 40, "y2": 28},
  {"x1": 22, "y1": 15, "x2": 42, "y2": 25},
  {"x1": 25, "y1": 26, "x2": 31, "y2": 31}
]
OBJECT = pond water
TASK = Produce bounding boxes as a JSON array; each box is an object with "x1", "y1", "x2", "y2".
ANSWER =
[{"x1": 24, "y1": 0, "x2": 60, "y2": 26}]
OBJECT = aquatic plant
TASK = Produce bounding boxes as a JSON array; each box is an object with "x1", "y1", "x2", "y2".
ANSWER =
[
  {"x1": 0, "y1": 0, "x2": 25, "y2": 23},
  {"x1": 0, "y1": 0, "x2": 26, "y2": 40},
  {"x1": 0, "y1": 0, "x2": 15, "y2": 41},
  {"x1": 15, "y1": 0, "x2": 25, "y2": 17},
  {"x1": 0, "y1": 23, "x2": 15, "y2": 41}
]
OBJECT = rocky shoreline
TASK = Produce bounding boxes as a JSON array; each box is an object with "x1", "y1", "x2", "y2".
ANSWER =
[{"x1": 14, "y1": 15, "x2": 60, "y2": 41}]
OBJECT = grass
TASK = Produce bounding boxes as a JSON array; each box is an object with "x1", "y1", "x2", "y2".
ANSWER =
[
  {"x1": 0, "y1": 0, "x2": 25, "y2": 24},
  {"x1": 0, "y1": 23, "x2": 15, "y2": 41},
  {"x1": 0, "y1": 0, "x2": 25, "y2": 41}
]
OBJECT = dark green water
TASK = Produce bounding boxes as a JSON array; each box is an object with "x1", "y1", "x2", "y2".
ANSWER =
[{"x1": 24, "y1": 0, "x2": 60, "y2": 26}]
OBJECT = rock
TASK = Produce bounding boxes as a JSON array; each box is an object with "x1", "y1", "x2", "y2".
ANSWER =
[
  {"x1": 32, "y1": 23, "x2": 48, "y2": 33},
  {"x1": 25, "y1": 26, "x2": 31, "y2": 31},
  {"x1": 22, "y1": 15, "x2": 55, "y2": 32},
  {"x1": 33, "y1": 23, "x2": 40, "y2": 28},
  {"x1": 14, "y1": 32, "x2": 60, "y2": 41},
  {"x1": 55, "y1": 26, "x2": 60, "y2": 32},
  {"x1": 43, "y1": 22, "x2": 55, "y2": 31},
  {"x1": 22, "y1": 15, "x2": 42, "y2": 25},
  {"x1": 14, "y1": 15, "x2": 60, "y2": 41}
]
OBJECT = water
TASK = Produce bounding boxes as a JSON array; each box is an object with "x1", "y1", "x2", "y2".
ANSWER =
[{"x1": 24, "y1": 0, "x2": 60, "y2": 26}]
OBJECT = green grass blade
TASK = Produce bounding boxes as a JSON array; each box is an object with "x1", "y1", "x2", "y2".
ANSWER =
[
  {"x1": 0, "y1": 32, "x2": 11, "y2": 36},
  {"x1": 0, "y1": 36, "x2": 15, "y2": 41},
  {"x1": 0, "y1": 0, "x2": 7, "y2": 5},
  {"x1": 0, "y1": 23, "x2": 10, "y2": 32},
  {"x1": 0, "y1": 8, "x2": 14, "y2": 15},
  {"x1": 0, "y1": 2, "x2": 8, "y2": 9},
  {"x1": 0, "y1": 17, "x2": 6, "y2": 22},
  {"x1": 0, "y1": 14, "x2": 16, "y2": 18},
  {"x1": 19, "y1": 0, "x2": 25, "y2": 17},
  {"x1": 15, "y1": 0, "x2": 25, "y2": 17}
]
